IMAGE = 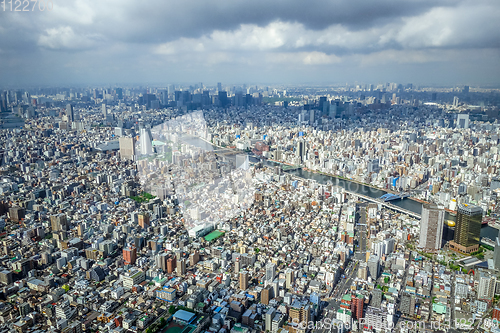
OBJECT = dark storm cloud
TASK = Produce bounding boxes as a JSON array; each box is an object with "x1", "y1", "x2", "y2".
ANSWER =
[
  {"x1": 0, "y1": 0, "x2": 499, "y2": 86},
  {"x1": 86, "y1": 0, "x2": 454, "y2": 44}
]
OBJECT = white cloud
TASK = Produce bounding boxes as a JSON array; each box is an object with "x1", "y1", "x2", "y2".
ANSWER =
[{"x1": 37, "y1": 26, "x2": 104, "y2": 50}]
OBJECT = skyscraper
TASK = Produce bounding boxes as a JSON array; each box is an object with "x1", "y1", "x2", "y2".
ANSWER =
[
  {"x1": 450, "y1": 203, "x2": 482, "y2": 254},
  {"x1": 102, "y1": 104, "x2": 107, "y2": 118},
  {"x1": 296, "y1": 140, "x2": 304, "y2": 162},
  {"x1": 418, "y1": 203, "x2": 445, "y2": 251},
  {"x1": 494, "y1": 235, "x2": 500, "y2": 270},
  {"x1": 309, "y1": 109, "x2": 315, "y2": 125},
  {"x1": 140, "y1": 128, "x2": 153, "y2": 155},
  {"x1": 66, "y1": 104, "x2": 74, "y2": 122},
  {"x1": 119, "y1": 137, "x2": 135, "y2": 160}
]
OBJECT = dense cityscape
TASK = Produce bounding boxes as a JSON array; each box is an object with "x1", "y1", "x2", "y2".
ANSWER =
[{"x1": 0, "y1": 83, "x2": 499, "y2": 333}]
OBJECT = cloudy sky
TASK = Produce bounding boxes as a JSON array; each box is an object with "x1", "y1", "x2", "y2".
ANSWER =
[{"x1": 1, "y1": 0, "x2": 499, "y2": 87}]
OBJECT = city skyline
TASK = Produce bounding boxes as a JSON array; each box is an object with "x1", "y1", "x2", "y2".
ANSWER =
[{"x1": 1, "y1": 0, "x2": 500, "y2": 87}]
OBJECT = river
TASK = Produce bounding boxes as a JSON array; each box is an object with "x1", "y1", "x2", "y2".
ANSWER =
[{"x1": 181, "y1": 136, "x2": 499, "y2": 241}]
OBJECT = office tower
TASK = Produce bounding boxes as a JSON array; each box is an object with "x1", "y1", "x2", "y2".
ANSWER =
[
  {"x1": 176, "y1": 258, "x2": 186, "y2": 275},
  {"x1": 123, "y1": 246, "x2": 137, "y2": 265},
  {"x1": 463, "y1": 85, "x2": 469, "y2": 94},
  {"x1": 418, "y1": 203, "x2": 445, "y2": 251},
  {"x1": 239, "y1": 270, "x2": 249, "y2": 290},
  {"x1": 453, "y1": 96, "x2": 459, "y2": 107},
  {"x1": 367, "y1": 255, "x2": 380, "y2": 279},
  {"x1": 161, "y1": 91, "x2": 168, "y2": 105},
  {"x1": 478, "y1": 272, "x2": 496, "y2": 300},
  {"x1": 265, "y1": 262, "x2": 276, "y2": 283},
  {"x1": 457, "y1": 114, "x2": 469, "y2": 129},
  {"x1": 115, "y1": 87, "x2": 123, "y2": 99},
  {"x1": 309, "y1": 109, "x2": 315, "y2": 125},
  {"x1": 50, "y1": 214, "x2": 68, "y2": 232},
  {"x1": 140, "y1": 128, "x2": 153, "y2": 155},
  {"x1": 494, "y1": 236, "x2": 500, "y2": 270},
  {"x1": 431, "y1": 92, "x2": 437, "y2": 101},
  {"x1": 296, "y1": 140, "x2": 304, "y2": 162},
  {"x1": 450, "y1": 203, "x2": 482, "y2": 254},
  {"x1": 102, "y1": 104, "x2": 107, "y2": 118},
  {"x1": 218, "y1": 91, "x2": 228, "y2": 107},
  {"x1": 119, "y1": 137, "x2": 135, "y2": 160},
  {"x1": 217, "y1": 82, "x2": 222, "y2": 92},
  {"x1": 66, "y1": 104, "x2": 74, "y2": 122}
]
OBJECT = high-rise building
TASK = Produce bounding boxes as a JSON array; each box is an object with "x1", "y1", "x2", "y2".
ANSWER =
[
  {"x1": 367, "y1": 255, "x2": 380, "y2": 279},
  {"x1": 453, "y1": 96, "x2": 459, "y2": 107},
  {"x1": 418, "y1": 203, "x2": 445, "y2": 251},
  {"x1": 494, "y1": 236, "x2": 500, "y2": 270},
  {"x1": 176, "y1": 258, "x2": 186, "y2": 275},
  {"x1": 457, "y1": 113, "x2": 469, "y2": 129},
  {"x1": 167, "y1": 256, "x2": 176, "y2": 274},
  {"x1": 189, "y1": 251, "x2": 200, "y2": 266},
  {"x1": 309, "y1": 109, "x2": 315, "y2": 125},
  {"x1": 370, "y1": 289, "x2": 383, "y2": 308},
  {"x1": 50, "y1": 214, "x2": 68, "y2": 232},
  {"x1": 157, "y1": 253, "x2": 168, "y2": 272},
  {"x1": 261, "y1": 285, "x2": 272, "y2": 305},
  {"x1": 400, "y1": 293, "x2": 415, "y2": 316},
  {"x1": 350, "y1": 295, "x2": 364, "y2": 320},
  {"x1": 66, "y1": 104, "x2": 74, "y2": 122},
  {"x1": 119, "y1": 137, "x2": 135, "y2": 160},
  {"x1": 140, "y1": 128, "x2": 153, "y2": 155},
  {"x1": 265, "y1": 308, "x2": 276, "y2": 332},
  {"x1": 116, "y1": 87, "x2": 123, "y2": 99},
  {"x1": 102, "y1": 103, "x2": 107, "y2": 118},
  {"x1": 296, "y1": 141, "x2": 304, "y2": 162},
  {"x1": 450, "y1": 203, "x2": 482, "y2": 254},
  {"x1": 123, "y1": 246, "x2": 137, "y2": 265},
  {"x1": 285, "y1": 269, "x2": 294, "y2": 289},
  {"x1": 478, "y1": 272, "x2": 496, "y2": 300},
  {"x1": 358, "y1": 262, "x2": 368, "y2": 280},
  {"x1": 138, "y1": 213, "x2": 150, "y2": 228},
  {"x1": 265, "y1": 262, "x2": 276, "y2": 283},
  {"x1": 239, "y1": 270, "x2": 249, "y2": 290},
  {"x1": 289, "y1": 301, "x2": 311, "y2": 327}
]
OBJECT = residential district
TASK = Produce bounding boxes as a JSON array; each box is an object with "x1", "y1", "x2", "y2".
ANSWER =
[{"x1": 0, "y1": 83, "x2": 500, "y2": 333}]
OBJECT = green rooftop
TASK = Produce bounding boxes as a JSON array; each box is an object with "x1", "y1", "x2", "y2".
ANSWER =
[
  {"x1": 204, "y1": 230, "x2": 225, "y2": 242},
  {"x1": 433, "y1": 303, "x2": 447, "y2": 314},
  {"x1": 342, "y1": 294, "x2": 352, "y2": 302}
]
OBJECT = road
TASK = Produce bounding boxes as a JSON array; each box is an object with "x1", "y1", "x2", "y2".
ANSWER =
[
  {"x1": 314, "y1": 262, "x2": 359, "y2": 333},
  {"x1": 355, "y1": 204, "x2": 367, "y2": 262}
]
